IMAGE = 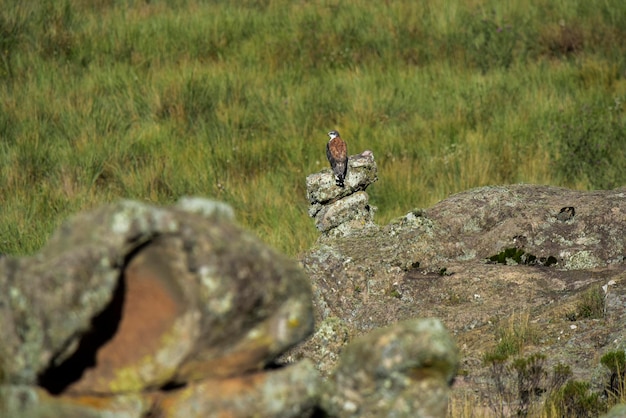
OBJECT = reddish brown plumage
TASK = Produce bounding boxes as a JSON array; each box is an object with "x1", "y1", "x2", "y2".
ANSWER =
[{"x1": 326, "y1": 130, "x2": 348, "y2": 187}]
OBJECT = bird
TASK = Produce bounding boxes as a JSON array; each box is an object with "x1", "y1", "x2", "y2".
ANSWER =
[{"x1": 326, "y1": 130, "x2": 348, "y2": 187}]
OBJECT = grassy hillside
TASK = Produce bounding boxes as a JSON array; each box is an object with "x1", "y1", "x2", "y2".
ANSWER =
[{"x1": 1, "y1": 0, "x2": 625, "y2": 256}]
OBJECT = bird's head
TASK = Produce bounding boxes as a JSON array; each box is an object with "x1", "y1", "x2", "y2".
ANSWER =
[{"x1": 327, "y1": 130, "x2": 340, "y2": 140}]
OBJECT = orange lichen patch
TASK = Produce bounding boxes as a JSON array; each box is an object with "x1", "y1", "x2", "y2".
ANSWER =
[
  {"x1": 67, "y1": 241, "x2": 188, "y2": 394},
  {"x1": 158, "y1": 371, "x2": 271, "y2": 414},
  {"x1": 21, "y1": 387, "x2": 150, "y2": 416},
  {"x1": 62, "y1": 393, "x2": 123, "y2": 409},
  {"x1": 178, "y1": 338, "x2": 273, "y2": 381},
  {"x1": 155, "y1": 361, "x2": 320, "y2": 417}
]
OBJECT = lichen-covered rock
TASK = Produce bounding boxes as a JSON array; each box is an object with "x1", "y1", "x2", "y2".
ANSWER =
[
  {"x1": 0, "y1": 198, "x2": 241, "y2": 386},
  {"x1": 306, "y1": 151, "x2": 378, "y2": 210},
  {"x1": 306, "y1": 151, "x2": 378, "y2": 235},
  {"x1": 13, "y1": 181, "x2": 626, "y2": 416},
  {"x1": 0, "y1": 198, "x2": 315, "y2": 416},
  {"x1": 314, "y1": 191, "x2": 376, "y2": 234},
  {"x1": 0, "y1": 385, "x2": 148, "y2": 418},
  {"x1": 322, "y1": 318, "x2": 458, "y2": 418},
  {"x1": 423, "y1": 184, "x2": 626, "y2": 267},
  {"x1": 158, "y1": 359, "x2": 321, "y2": 418},
  {"x1": 283, "y1": 316, "x2": 350, "y2": 377},
  {"x1": 295, "y1": 184, "x2": 626, "y2": 414}
]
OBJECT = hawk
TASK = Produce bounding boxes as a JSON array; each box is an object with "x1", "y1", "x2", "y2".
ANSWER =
[{"x1": 326, "y1": 130, "x2": 348, "y2": 187}]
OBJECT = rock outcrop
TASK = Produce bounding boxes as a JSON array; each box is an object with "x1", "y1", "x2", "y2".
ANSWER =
[
  {"x1": 0, "y1": 197, "x2": 458, "y2": 418},
  {"x1": 11, "y1": 179, "x2": 625, "y2": 416},
  {"x1": 0, "y1": 198, "x2": 316, "y2": 417},
  {"x1": 293, "y1": 184, "x2": 626, "y2": 415},
  {"x1": 322, "y1": 318, "x2": 458, "y2": 417},
  {"x1": 306, "y1": 151, "x2": 378, "y2": 235}
]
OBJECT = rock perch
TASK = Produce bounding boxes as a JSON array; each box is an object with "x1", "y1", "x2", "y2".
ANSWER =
[{"x1": 306, "y1": 150, "x2": 378, "y2": 235}]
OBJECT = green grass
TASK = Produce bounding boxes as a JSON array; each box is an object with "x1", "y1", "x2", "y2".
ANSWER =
[
  {"x1": 1, "y1": 0, "x2": 626, "y2": 256},
  {"x1": 484, "y1": 311, "x2": 539, "y2": 361}
]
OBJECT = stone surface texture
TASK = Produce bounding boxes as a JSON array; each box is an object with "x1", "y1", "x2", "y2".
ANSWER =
[
  {"x1": 12, "y1": 180, "x2": 626, "y2": 415},
  {"x1": 0, "y1": 195, "x2": 458, "y2": 418},
  {"x1": 0, "y1": 198, "x2": 316, "y2": 417},
  {"x1": 306, "y1": 151, "x2": 378, "y2": 235},
  {"x1": 322, "y1": 318, "x2": 458, "y2": 417},
  {"x1": 292, "y1": 183, "x2": 626, "y2": 415}
]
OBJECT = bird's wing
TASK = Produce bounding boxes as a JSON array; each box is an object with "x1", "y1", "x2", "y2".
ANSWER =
[{"x1": 326, "y1": 141, "x2": 334, "y2": 166}]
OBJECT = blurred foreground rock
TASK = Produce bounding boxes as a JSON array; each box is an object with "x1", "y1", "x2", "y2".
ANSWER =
[
  {"x1": 306, "y1": 151, "x2": 378, "y2": 235},
  {"x1": 603, "y1": 403, "x2": 626, "y2": 418},
  {"x1": 322, "y1": 318, "x2": 458, "y2": 417},
  {"x1": 0, "y1": 197, "x2": 458, "y2": 418},
  {"x1": 0, "y1": 198, "x2": 317, "y2": 417}
]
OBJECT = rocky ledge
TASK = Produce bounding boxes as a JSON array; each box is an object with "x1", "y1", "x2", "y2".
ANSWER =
[{"x1": 295, "y1": 175, "x2": 626, "y2": 417}]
